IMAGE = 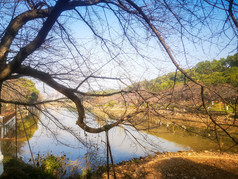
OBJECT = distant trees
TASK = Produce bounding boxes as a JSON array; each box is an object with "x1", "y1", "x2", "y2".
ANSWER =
[
  {"x1": 221, "y1": 53, "x2": 238, "y2": 68},
  {"x1": 137, "y1": 54, "x2": 238, "y2": 92},
  {"x1": 0, "y1": 78, "x2": 39, "y2": 113},
  {"x1": 195, "y1": 54, "x2": 238, "y2": 86},
  {"x1": 196, "y1": 54, "x2": 238, "y2": 74},
  {"x1": 196, "y1": 60, "x2": 223, "y2": 75}
]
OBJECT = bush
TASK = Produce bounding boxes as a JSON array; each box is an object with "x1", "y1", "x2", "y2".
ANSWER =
[
  {"x1": 1, "y1": 157, "x2": 55, "y2": 179},
  {"x1": 35, "y1": 153, "x2": 67, "y2": 178}
]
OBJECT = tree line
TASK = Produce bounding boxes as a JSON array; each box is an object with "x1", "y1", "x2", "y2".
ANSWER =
[
  {"x1": 132, "y1": 53, "x2": 238, "y2": 92},
  {"x1": 0, "y1": 78, "x2": 39, "y2": 114}
]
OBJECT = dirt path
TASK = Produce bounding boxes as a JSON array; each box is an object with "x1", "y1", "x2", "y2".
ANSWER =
[{"x1": 97, "y1": 151, "x2": 238, "y2": 179}]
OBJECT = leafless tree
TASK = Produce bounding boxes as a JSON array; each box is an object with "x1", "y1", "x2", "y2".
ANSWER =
[{"x1": 0, "y1": 0, "x2": 237, "y2": 153}]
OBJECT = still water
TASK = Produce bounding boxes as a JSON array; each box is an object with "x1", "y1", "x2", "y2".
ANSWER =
[
  {"x1": 0, "y1": 107, "x2": 189, "y2": 174},
  {"x1": 21, "y1": 108, "x2": 188, "y2": 162}
]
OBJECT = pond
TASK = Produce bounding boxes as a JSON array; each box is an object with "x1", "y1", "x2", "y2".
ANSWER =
[
  {"x1": 3, "y1": 107, "x2": 237, "y2": 176},
  {"x1": 22, "y1": 108, "x2": 189, "y2": 160},
  {"x1": 0, "y1": 108, "x2": 189, "y2": 175}
]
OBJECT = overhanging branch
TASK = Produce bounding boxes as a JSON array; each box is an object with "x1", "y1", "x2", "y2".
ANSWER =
[{"x1": 16, "y1": 65, "x2": 123, "y2": 133}]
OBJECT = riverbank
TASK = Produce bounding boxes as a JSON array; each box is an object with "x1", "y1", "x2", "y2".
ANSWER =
[
  {"x1": 96, "y1": 151, "x2": 238, "y2": 179},
  {"x1": 1, "y1": 150, "x2": 238, "y2": 178}
]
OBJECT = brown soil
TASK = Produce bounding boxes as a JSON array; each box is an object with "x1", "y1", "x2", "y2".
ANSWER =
[{"x1": 97, "y1": 151, "x2": 238, "y2": 179}]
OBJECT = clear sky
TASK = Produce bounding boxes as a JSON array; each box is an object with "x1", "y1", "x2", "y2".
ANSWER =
[
  {"x1": 66, "y1": 4, "x2": 237, "y2": 87},
  {"x1": 35, "y1": 1, "x2": 237, "y2": 98}
]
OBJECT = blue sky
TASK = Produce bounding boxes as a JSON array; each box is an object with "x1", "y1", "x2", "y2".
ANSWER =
[
  {"x1": 34, "y1": 1, "x2": 237, "y2": 96},
  {"x1": 65, "y1": 3, "x2": 236, "y2": 85}
]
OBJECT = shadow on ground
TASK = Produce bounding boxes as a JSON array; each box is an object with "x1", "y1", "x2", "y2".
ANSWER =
[{"x1": 158, "y1": 157, "x2": 238, "y2": 179}]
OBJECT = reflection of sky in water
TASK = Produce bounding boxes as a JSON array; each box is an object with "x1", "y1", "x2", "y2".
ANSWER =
[{"x1": 20, "y1": 108, "x2": 189, "y2": 166}]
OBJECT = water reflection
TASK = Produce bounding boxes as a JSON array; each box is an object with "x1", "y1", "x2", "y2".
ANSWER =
[
  {"x1": 0, "y1": 108, "x2": 192, "y2": 175},
  {"x1": 18, "y1": 108, "x2": 188, "y2": 166},
  {"x1": 1, "y1": 107, "x2": 238, "y2": 176}
]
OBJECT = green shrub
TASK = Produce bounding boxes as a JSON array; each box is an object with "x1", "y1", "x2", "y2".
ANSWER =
[
  {"x1": 36, "y1": 153, "x2": 67, "y2": 178},
  {"x1": 1, "y1": 157, "x2": 55, "y2": 179}
]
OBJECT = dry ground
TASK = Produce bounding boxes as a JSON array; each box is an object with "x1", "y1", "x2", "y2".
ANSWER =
[{"x1": 97, "y1": 151, "x2": 238, "y2": 179}]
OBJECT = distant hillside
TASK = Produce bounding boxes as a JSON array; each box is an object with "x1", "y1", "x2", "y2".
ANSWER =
[
  {"x1": 88, "y1": 54, "x2": 237, "y2": 111},
  {"x1": 130, "y1": 53, "x2": 238, "y2": 92}
]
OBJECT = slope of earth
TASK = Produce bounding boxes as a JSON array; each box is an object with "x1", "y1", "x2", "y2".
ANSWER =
[{"x1": 96, "y1": 151, "x2": 238, "y2": 179}]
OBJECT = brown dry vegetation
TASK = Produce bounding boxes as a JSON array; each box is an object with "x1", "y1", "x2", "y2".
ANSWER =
[
  {"x1": 87, "y1": 84, "x2": 238, "y2": 107},
  {"x1": 96, "y1": 151, "x2": 238, "y2": 179}
]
